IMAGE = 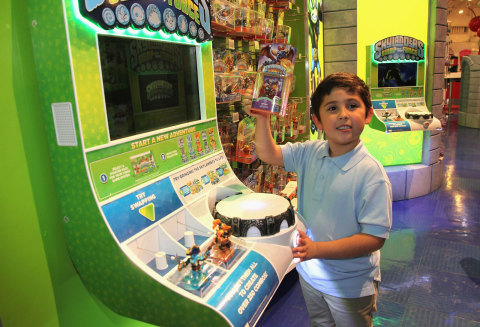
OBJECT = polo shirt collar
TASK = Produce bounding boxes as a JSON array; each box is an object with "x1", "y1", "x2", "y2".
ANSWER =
[{"x1": 325, "y1": 140, "x2": 368, "y2": 172}]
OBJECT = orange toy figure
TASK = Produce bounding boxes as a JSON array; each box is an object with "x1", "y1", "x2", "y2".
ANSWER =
[
  {"x1": 213, "y1": 219, "x2": 232, "y2": 250},
  {"x1": 209, "y1": 219, "x2": 234, "y2": 264}
]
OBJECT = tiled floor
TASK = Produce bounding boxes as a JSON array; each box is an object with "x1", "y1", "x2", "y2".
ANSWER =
[{"x1": 258, "y1": 117, "x2": 480, "y2": 326}]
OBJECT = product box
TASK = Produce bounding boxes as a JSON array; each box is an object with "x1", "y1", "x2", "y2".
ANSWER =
[
  {"x1": 235, "y1": 116, "x2": 257, "y2": 164},
  {"x1": 213, "y1": 48, "x2": 236, "y2": 74},
  {"x1": 274, "y1": 25, "x2": 291, "y2": 44},
  {"x1": 215, "y1": 74, "x2": 243, "y2": 103},
  {"x1": 212, "y1": 0, "x2": 236, "y2": 29},
  {"x1": 234, "y1": 7, "x2": 256, "y2": 34},
  {"x1": 250, "y1": 73, "x2": 291, "y2": 116},
  {"x1": 254, "y1": 17, "x2": 274, "y2": 40}
]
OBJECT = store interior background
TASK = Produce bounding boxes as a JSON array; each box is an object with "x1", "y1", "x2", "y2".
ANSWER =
[
  {"x1": 448, "y1": 0, "x2": 480, "y2": 58},
  {"x1": 1, "y1": 1, "x2": 480, "y2": 327}
]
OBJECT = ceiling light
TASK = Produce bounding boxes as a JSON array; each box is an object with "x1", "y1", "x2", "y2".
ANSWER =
[{"x1": 459, "y1": 9, "x2": 464, "y2": 13}]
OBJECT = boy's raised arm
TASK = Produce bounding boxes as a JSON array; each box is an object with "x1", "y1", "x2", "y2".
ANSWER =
[{"x1": 253, "y1": 114, "x2": 284, "y2": 166}]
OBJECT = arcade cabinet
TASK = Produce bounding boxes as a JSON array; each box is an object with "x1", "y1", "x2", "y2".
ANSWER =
[
  {"x1": 28, "y1": 0, "x2": 304, "y2": 326},
  {"x1": 366, "y1": 35, "x2": 443, "y2": 199}
]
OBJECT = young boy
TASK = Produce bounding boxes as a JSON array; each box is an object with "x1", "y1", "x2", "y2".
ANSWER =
[{"x1": 251, "y1": 72, "x2": 392, "y2": 326}]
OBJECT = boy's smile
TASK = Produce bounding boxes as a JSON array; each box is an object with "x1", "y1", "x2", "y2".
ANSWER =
[{"x1": 312, "y1": 87, "x2": 373, "y2": 157}]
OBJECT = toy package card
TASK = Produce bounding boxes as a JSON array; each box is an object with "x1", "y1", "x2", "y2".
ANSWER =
[
  {"x1": 236, "y1": 52, "x2": 251, "y2": 72},
  {"x1": 239, "y1": 71, "x2": 257, "y2": 95},
  {"x1": 214, "y1": 74, "x2": 243, "y2": 103},
  {"x1": 257, "y1": 43, "x2": 297, "y2": 75},
  {"x1": 213, "y1": 48, "x2": 236, "y2": 74}
]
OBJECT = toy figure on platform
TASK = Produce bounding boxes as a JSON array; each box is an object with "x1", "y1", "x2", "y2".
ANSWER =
[
  {"x1": 209, "y1": 219, "x2": 234, "y2": 264},
  {"x1": 176, "y1": 245, "x2": 210, "y2": 290},
  {"x1": 213, "y1": 219, "x2": 232, "y2": 250},
  {"x1": 177, "y1": 245, "x2": 210, "y2": 272},
  {"x1": 382, "y1": 111, "x2": 393, "y2": 122}
]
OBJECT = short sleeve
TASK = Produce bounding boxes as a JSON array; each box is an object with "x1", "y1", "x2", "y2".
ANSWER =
[
  {"x1": 280, "y1": 142, "x2": 299, "y2": 173},
  {"x1": 357, "y1": 179, "x2": 393, "y2": 239}
]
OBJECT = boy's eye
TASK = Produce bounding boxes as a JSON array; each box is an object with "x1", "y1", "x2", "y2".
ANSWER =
[
  {"x1": 347, "y1": 103, "x2": 360, "y2": 109},
  {"x1": 327, "y1": 106, "x2": 337, "y2": 111}
]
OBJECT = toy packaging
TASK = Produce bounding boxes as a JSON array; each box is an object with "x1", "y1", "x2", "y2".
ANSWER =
[
  {"x1": 251, "y1": 73, "x2": 291, "y2": 116},
  {"x1": 253, "y1": 17, "x2": 274, "y2": 40},
  {"x1": 274, "y1": 25, "x2": 291, "y2": 44},
  {"x1": 217, "y1": 113, "x2": 238, "y2": 159},
  {"x1": 213, "y1": 48, "x2": 236, "y2": 74},
  {"x1": 211, "y1": 0, "x2": 236, "y2": 29},
  {"x1": 214, "y1": 74, "x2": 243, "y2": 103},
  {"x1": 130, "y1": 151, "x2": 156, "y2": 177},
  {"x1": 235, "y1": 116, "x2": 257, "y2": 164},
  {"x1": 239, "y1": 71, "x2": 257, "y2": 95},
  {"x1": 234, "y1": 7, "x2": 256, "y2": 34},
  {"x1": 235, "y1": 52, "x2": 251, "y2": 72}
]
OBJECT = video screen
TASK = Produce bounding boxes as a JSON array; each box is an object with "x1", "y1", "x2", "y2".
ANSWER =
[
  {"x1": 98, "y1": 35, "x2": 202, "y2": 140},
  {"x1": 378, "y1": 62, "x2": 417, "y2": 87}
]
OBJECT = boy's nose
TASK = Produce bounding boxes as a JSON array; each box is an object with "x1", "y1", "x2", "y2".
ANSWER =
[{"x1": 338, "y1": 107, "x2": 349, "y2": 119}]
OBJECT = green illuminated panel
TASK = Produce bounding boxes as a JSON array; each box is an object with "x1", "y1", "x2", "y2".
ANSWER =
[{"x1": 362, "y1": 126, "x2": 423, "y2": 166}]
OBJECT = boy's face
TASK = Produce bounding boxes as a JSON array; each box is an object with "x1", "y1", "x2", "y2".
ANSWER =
[{"x1": 312, "y1": 87, "x2": 373, "y2": 157}]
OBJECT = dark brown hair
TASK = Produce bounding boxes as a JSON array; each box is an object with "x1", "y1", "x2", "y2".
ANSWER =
[{"x1": 311, "y1": 72, "x2": 372, "y2": 120}]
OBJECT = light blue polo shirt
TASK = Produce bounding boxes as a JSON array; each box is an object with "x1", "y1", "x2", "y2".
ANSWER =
[{"x1": 281, "y1": 139, "x2": 392, "y2": 298}]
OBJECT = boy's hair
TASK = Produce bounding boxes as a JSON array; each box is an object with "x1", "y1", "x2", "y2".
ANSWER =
[{"x1": 311, "y1": 72, "x2": 372, "y2": 120}]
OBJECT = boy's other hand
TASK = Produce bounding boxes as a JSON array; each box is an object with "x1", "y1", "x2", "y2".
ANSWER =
[{"x1": 292, "y1": 230, "x2": 319, "y2": 262}]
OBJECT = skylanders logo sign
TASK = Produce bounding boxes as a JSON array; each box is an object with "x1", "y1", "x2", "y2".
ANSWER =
[
  {"x1": 79, "y1": 0, "x2": 212, "y2": 42},
  {"x1": 374, "y1": 36, "x2": 424, "y2": 62}
]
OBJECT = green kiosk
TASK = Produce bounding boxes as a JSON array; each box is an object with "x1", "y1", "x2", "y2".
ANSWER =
[
  {"x1": 27, "y1": 0, "x2": 304, "y2": 326},
  {"x1": 365, "y1": 35, "x2": 443, "y2": 200}
]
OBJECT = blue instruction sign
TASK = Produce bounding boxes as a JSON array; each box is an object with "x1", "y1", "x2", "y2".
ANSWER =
[{"x1": 207, "y1": 251, "x2": 279, "y2": 327}]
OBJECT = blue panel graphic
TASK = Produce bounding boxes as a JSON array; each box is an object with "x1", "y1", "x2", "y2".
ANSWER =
[
  {"x1": 385, "y1": 121, "x2": 411, "y2": 132},
  {"x1": 207, "y1": 251, "x2": 279, "y2": 327},
  {"x1": 101, "y1": 178, "x2": 182, "y2": 242},
  {"x1": 372, "y1": 99, "x2": 396, "y2": 110}
]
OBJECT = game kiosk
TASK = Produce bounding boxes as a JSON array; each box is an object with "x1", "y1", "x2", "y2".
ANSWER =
[
  {"x1": 28, "y1": 1, "x2": 304, "y2": 326},
  {"x1": 367, "y1": 36, "x2": 441, "y2": 133},
  {"x1": 365, "y1": 35, "x2": 443, "y2": 200}
]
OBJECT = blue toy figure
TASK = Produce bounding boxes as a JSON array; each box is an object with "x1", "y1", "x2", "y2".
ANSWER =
[{"x1": 176, "y1": 245, "x2": 211, "y2": 290}]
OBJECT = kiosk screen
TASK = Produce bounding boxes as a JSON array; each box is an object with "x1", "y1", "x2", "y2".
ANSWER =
[
  {"x1": 98, "y1": 35, "x2": 202, "y2": 140},
  {"x1": 378, "y1": 62, "x2": 417, "y2": 88}
]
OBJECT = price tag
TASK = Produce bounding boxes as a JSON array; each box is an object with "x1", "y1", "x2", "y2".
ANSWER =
[
  {"x1": 232, "y1": 112, "x2": 239, "y2": 123},
  {"x1": 254, "y1": 41, "x2": 260, "y2": 50},
  {"x1": 228, "y1": 38, "x2": 235, "y2": 50}
]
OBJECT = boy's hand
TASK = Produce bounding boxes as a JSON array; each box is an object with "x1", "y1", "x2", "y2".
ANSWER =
[
  {"x1": 247, "y1": 108, "x2": 270, "y2": 120},
  {"x1": 292, "y1": 230, "x2": 319, "y2": 261}
]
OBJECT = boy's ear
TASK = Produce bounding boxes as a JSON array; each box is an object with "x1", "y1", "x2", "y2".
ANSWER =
[
  {"x1": 365, "y1": 107, "x2": 374, "y2": 125},
  {"x1": 312, "y1": 113, "x2": 323, "y2": 131}
]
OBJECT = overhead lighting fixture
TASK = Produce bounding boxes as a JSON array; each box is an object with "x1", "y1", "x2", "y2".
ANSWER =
[{"x1": 459, "y1": 9, "x2": 464, "y2": 13}]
